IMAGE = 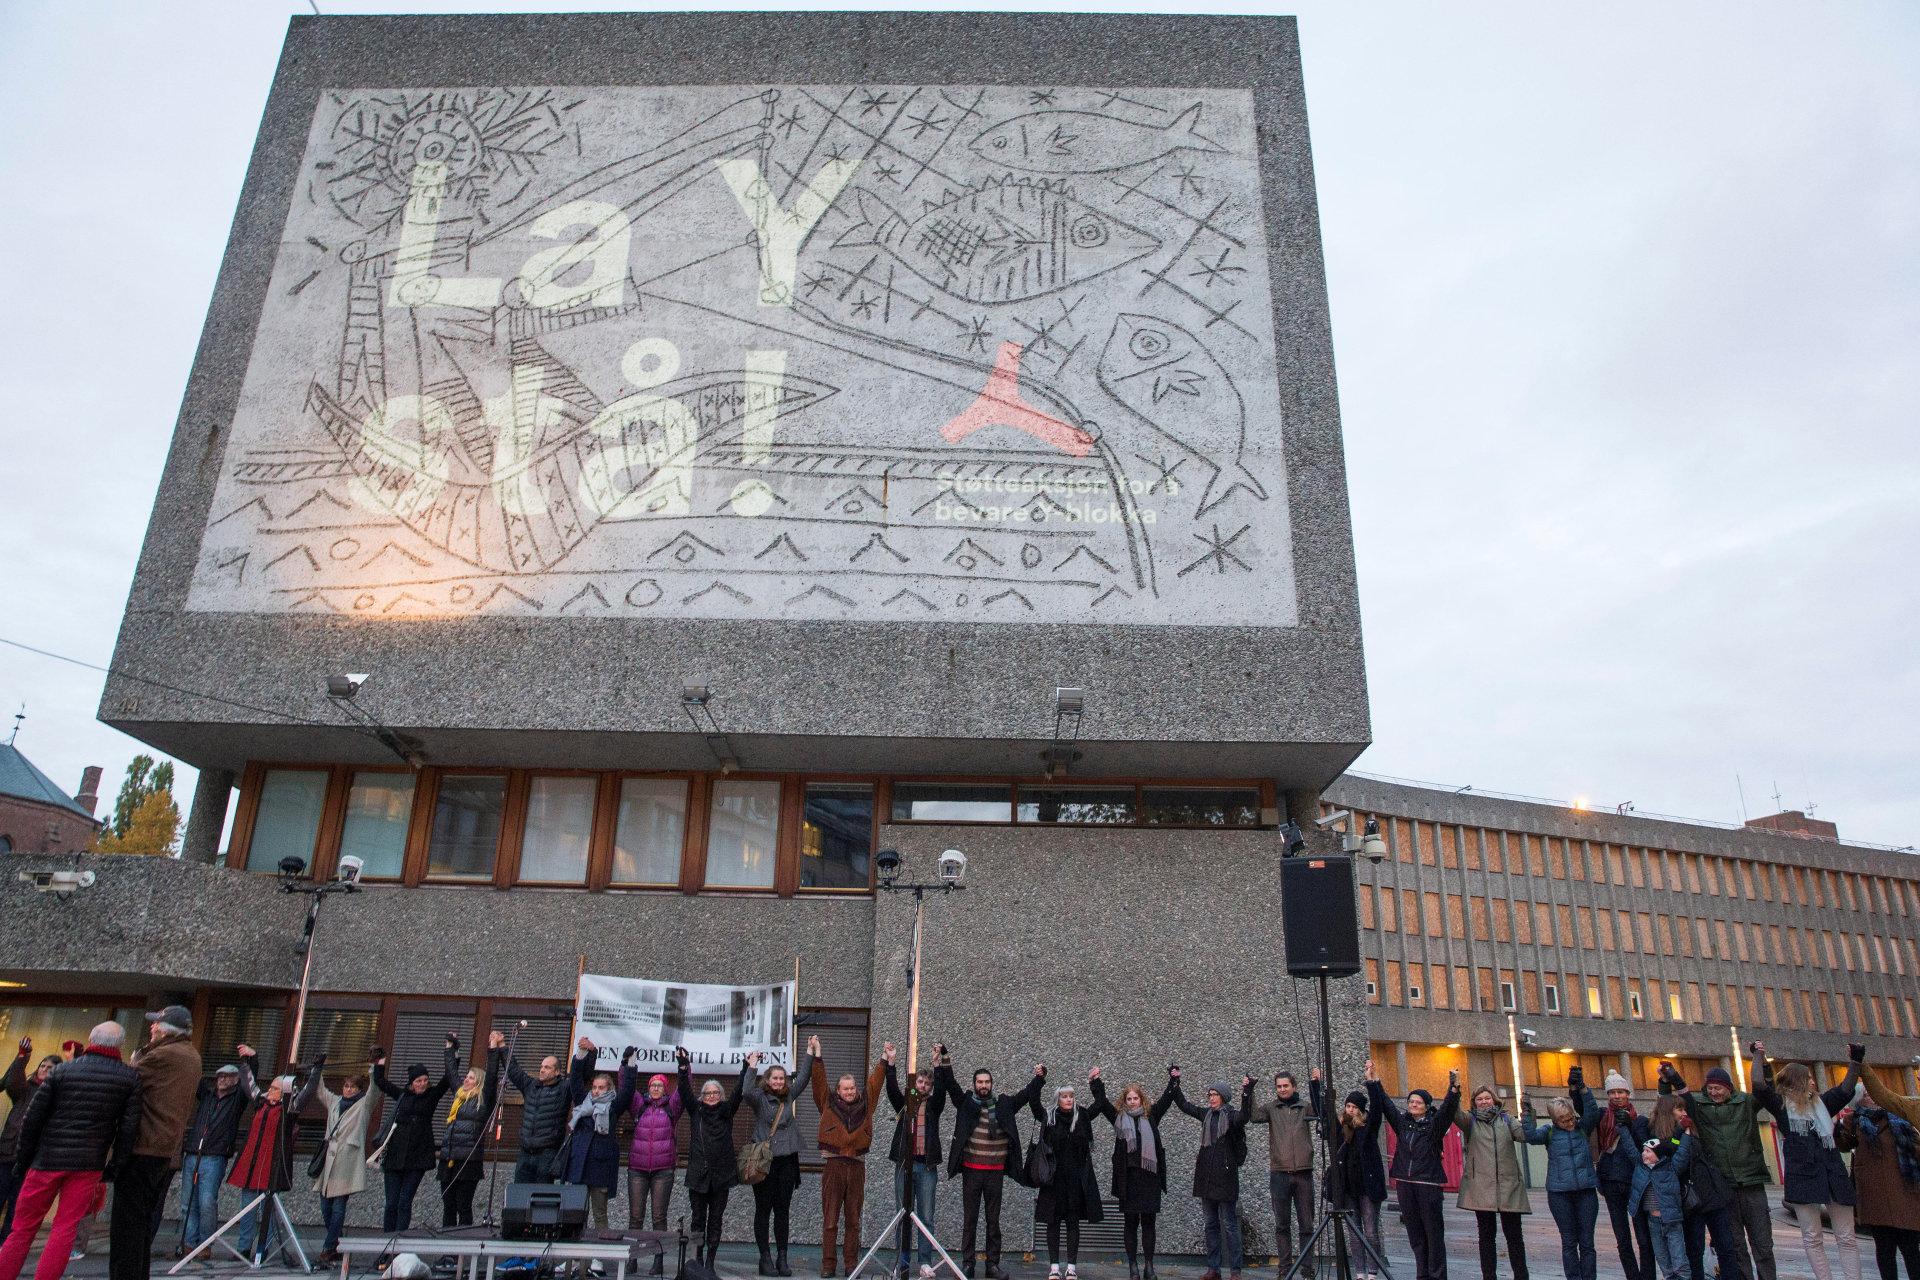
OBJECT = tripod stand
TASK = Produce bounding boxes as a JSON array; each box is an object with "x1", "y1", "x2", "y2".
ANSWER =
[{"x1": 1279, "y1": 973, "x2": 1395, "y2": 1280}]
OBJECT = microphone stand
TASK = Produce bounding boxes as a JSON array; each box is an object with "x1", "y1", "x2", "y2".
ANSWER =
[{"x1": 478, "y1": 1021, "x2": 524, "y2": 1230}]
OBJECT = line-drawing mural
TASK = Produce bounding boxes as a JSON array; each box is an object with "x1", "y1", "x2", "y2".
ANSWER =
[{"x1": 187, "y1": 85, "x2": 1299, "y2": 626}]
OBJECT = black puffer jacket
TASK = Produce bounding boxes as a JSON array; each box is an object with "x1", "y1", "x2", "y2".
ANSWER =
[
  {"x1": 1368, "y1": 1079, "x2": 1461, "y2": 1186},
  {"x1": 13, "y1": 1048, "x2": 141, "y2": 1175},
  {"x1": 438, "y1": 1049, "x2": 503, "y2": 1187},
  {"x1": 508, "y1": 1054, "x2": 573, "y2": 1152}
]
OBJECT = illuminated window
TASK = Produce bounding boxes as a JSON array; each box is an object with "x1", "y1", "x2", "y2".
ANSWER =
[
  {"x1": 1587, "y1": 985, "x2": 1603, "y2": 1017},
  {"x1": 1669, "y1": 993, "x2": 1684, "y2": 1022},
  {"x1": 517, "y1": 776, "x2": 596, "y2": 884},
  {"x1": 611, "y1": 777, "x2": 688, "y2": 886}
]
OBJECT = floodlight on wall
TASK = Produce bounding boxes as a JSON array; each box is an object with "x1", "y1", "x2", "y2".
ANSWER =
[
  {"x1": 681, "y1": 681, "x2": 741, "y2": 771},
  {"x1": 1044, "y1": 685, "x2": 1086, "y2": 778},
  {"x1": 326, "y1": 673, "x2": 369, "y2": 699},
  {"x1": 681, "y1": 683, "x2": 711, "y2": 706},
  {"x1": 322, "y1": 671, "x2": 425, "y2": 768},
  {"x1": 1055, "y1": 687, "x2": 1084, "y2": 716}
]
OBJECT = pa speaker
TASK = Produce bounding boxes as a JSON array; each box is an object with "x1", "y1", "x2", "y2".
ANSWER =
[
  {"x1": 1281, "y1": 853, "x2": 1362, "y2": 977},
  {"x1": 503, "y1": 1182, "x2": 589, "y2": 1242}
]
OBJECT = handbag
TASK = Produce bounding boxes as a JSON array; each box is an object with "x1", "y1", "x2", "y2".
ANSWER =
[
  {"x1": 1024, "y1": 1132, "x2": 1056, "y2": 1188},
  {"x1": 365, "y1": 1119, "x2": 396, "y2": 1174},
  {"x1": 738, "y1": 1096, "x2": 786, "y2": 1186}
]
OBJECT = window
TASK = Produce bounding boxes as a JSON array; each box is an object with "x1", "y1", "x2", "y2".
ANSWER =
[
  {"x1": 800, "y1": 783, "x2": 873, "y2": 890},
  {"x1": 518, "y1": 776, "x2": 597, "y2": 883},
  {"x1": 1018, "y1": 785, "x2": 1135, "y2": 825},
  {"x1": 1587, "y1": 985, "x2": 1603, "y2": 1017},
  {"x1": 1408, "y1": 983, "x2": 1423, "y2": 1004},
  {"x1": 246, "y1": 769, "x2": 328, "y2": 873},
  {"x1": 611, "y1": 777, "x2": 687, "y2": 886},
  {"x1": 339, "y1": 771, "x2": 413, "y2": 879},
  {"x1": 889, "y1": 783, "x2": 1011, "y2": 823},
  {"x1": 705, "y1": 780, "x2": 781, "y2": 888},
  {"x1": 1545, "y1": 983, "x2": 1561, "y2": 1014},
  {"x1": 1138, "y1": 787, "x2": 1259, "y2": 826},
  {"x1": 1365, "y1": 980, "x2": 1378, "y2": 1000},
  {"x1": 1499, "y1": 981, "x2": 1517, "y2": 1012},
  {"x1": 1629, "y1": 989, "x2": 1644, "y2": 1019},
  {"x1": 427, "y1": 774, "x2": 507, "y2": 879}
]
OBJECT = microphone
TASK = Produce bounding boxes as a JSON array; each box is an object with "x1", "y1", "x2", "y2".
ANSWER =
[{"x1": 518, "y1": 1020, "x2": 528, "y2": 1028}]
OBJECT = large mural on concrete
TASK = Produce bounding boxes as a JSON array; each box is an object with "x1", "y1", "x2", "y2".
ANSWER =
[{"x1": 187, "y1": 85, "x2": 1298, "y2": 626}]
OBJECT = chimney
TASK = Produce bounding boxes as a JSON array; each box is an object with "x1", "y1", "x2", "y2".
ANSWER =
[
  {"x1": 1744, "y1": 809, "x2": 1839, "y2": 842},
  {"x1": 76, "y1": 766, "x2": 102, "y2": 816}
]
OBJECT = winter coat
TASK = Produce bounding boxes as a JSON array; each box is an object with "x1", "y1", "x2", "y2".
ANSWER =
[
  {"x1": 740, "y1": 1053, "x2": 813, "y2": 1158},
  {"x1": 1840, "y1": 1106, "x2": 1920, "y2": 1232},
  {"x1": 181, "y1": 1064, "x2": 254, "y2": 1160},
  {"x1": 1029, "y1": 1094, "x2": 1104, "y2": 1224},
  {"x1": 678, "y1": 1063, "x2": 749, "y2": 1194},
  {"x1": 813, "y1": 1058, "x2": 889, "y2": 1159},
  {"x1": 1092, "y1": 1076, "x2": 1173, "y2": 1216},
  {"x1": 560, "y1": 1057, "x2": 637, "y2": 1193},
  {"x1": 0, "y1": 1050, "x2": 40, "y2": 1165},
  {"x1": 372, "y1": 1049, "x2": 455, "y2": 1174},
  {"x1": 1523, "y1": 1088, "x2": 1604, "y2": 1193},
  {"x1": 628, "y1": 1081, "x2": 683, "y2": 1173},
  {"x1": 11, "y1": 1047, "x2": 140, "y2": 1175},
  {"x1": 1755, "y1": 1064, "x2": 1858, "y2": 1207},
  {"x1": 1454, "y1": 1107, "x2": 1530, "y2": 1214},
  {"x1": 228, "y1": 1066, "x2": 322, "y2": 1193},
  {"x1": 507, "y1": 1053, "x2": 574, "y2": 1153},
  {"x1": 885, "y1": 1062, "x2": 950, "y2": 1167},
  {"x1": 1627, "y1": 1133, "x2": 1695, "y2": 1222},
  {"x1": 1369, "y1": 1079, "x2": 1460, "y2": 1187},
  {"x1": 131, "y1": 1031, "x2": 203, "y2": 1166},
  {"x1": 438, "y1": 1050, "x2": 503, "y2": 1187},
  {"x1": 1248, "y1": 1085, "x2": 1321, "y2": 1173},
  {"x1": 310, "y1": 1071, "x2": 373, "y2": 1199},
  {"x1": 1170, "y1": 1079, "x2": 1250, "y2": 1202},
  {"x1": 1314, "y1": 1081, "x2": 1386, "y2": 1210},
  {"x1": 1661, "y1": 1075, "x2": 1768, "y2": 1188},
  {"x1": 943, "y1": 1068, "x2": 1046, "y2": 1184},
  {"x1": 1590, "y1": 1103, "x2": 1652, "y2": 1190}
]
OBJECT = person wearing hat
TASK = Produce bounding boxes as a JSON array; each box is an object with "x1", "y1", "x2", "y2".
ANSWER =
[
  {"x1": 1314, "y1": 1075, "x2": 1387, "y2": 1280},
  {"x1": 627, "y1": 1051, "x2": 684, "y2": 1275},
  {"x1": 109, "y1": 1005, "x2": 202, "y2": 1280},
  {"x1": 1659, "y1": 1054, "x2": 1775, "y2": 1280},
  {"x1": 370, "y1": 1036, "x2": 457, "y2": 1234},
  {"x1": 1367, "y1": 1058, "x2": 1461, "y2": 1280},
  {"x1": 1167, "y1": 1065, "x2": 1251, "y2": 1280},
  {"x1": 1591, "y1": 1070, "x2": 1653, "y2": 1280},
  {"x1": 176, "y1": 1051, "x2": 253, "y2": 1255}
]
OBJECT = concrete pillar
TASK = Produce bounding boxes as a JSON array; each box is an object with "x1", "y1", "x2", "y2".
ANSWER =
[
  {"x1": 1394, "y1": 1040, "x2": 1409, "y2": 1095},
  {"x1": 182, "y1": 768, "x2": 236, "y2": 865}
]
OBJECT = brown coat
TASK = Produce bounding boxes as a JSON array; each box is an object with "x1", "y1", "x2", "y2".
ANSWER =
[
  {"x1": 1848, "y1": 1073, "x2": 1920, "y2": 1231},
  {"x1": 811, "y1": 1059, "x2": 889, "y2": 1158},
  {"x1": 131, "y1": 1032, "x2": 203, "y2": 1165}
]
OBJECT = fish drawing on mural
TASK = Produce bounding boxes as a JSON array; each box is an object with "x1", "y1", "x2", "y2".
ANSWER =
[
  {"x1": 1096, "y1": 313, "x2": 1268, "y2": 515},
  {"x1": 830, "y1": 177, "x2": 1159, "y2": 304},
  {"x1": 967, "y1": 103, "x2": 1225, "y2": 174}
]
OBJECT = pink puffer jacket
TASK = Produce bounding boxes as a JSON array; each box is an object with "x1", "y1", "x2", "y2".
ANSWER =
[{"x1": 628, "y1": 1082, "x2": 682, "y2": 1171}]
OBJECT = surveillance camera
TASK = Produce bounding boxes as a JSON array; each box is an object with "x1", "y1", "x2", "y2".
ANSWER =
[
  {"x1": 18, "y1": 869, "x2": 96, "y2": 894},
  {"x1": 1519, "y1": 1028, "x2": 1538, "y2": 1045},
  {"x1": 1278, "y1": 821, "x2": 1307, "y2": 855},
  {"x1": 326, "y1": 673, "x2": 369, "y2": 699},
  {"x1": 277, "y1": 856, "x2": 307, "y2": 879},
  {"x1": 875, "y1": 847, "x2": 902, "y2": 882},
  {"x1": 1054, "y1": 687, "x2": 1084, "y2": 716},
  {"x1": 336, "y1": 855, "x2": 364, "y2": 886},
  {"x1": 1314, "y1": 809, "x2": 1352, "y2": 830},
  {"x1": 1361, "y1": 817, "x2": 1387, "y2": 864},
  {"x1": 937, "y1": 849, "x2": 967, "y2": 885}
]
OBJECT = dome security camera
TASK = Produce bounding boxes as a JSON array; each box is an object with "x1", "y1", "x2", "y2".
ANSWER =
[{"x1": 937, "y1": 849, "x2": 967, "y2": 885}]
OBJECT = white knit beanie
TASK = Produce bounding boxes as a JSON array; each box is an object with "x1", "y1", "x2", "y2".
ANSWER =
[{"x1": 1604, "y1": 1071, "x2": 1631, "y2": 1093}]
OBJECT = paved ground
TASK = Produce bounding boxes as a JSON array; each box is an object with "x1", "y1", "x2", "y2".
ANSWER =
[{"x1": 31, "y1": 1192, "x2": 1835, "y2": 1280}]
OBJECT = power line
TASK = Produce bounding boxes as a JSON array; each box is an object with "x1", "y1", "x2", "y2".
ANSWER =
[{"x1": 0, "y1": 634, "x2": 341, "y2": 732}]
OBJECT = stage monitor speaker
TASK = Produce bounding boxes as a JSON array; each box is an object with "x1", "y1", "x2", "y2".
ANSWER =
[
  {"x1": 502, "y1": 1183, "x2": 589, "y2": 1242},
  {"x1": 1281, "y1": 853, "x2": 1362, "y2": 977}
]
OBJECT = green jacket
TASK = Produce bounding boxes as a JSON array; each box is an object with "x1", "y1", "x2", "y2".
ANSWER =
[{"x1": 1667, "y1": 1081, "x2": 1768, "y2": 1188}]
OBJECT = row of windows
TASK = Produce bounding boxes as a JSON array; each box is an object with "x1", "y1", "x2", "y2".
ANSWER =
[
  {"x1": 1367, "y1": 1044, "x2": 1905, "y2": 1099},
  {"x1": 1360, "y1": 813, "x2": 1920, "y2": 917},
  {"x1": 1365, "y1": 958, "x2": 1920, "y2": 1038},
  {"x1": 1359, "y1": 887, "x2": 1920, "y2": 974},
  {"x1": 236, "y1": 765, "x2": 1268, "y2": 894}
]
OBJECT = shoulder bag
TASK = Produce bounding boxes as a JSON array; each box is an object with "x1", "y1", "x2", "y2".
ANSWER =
[{"x1": 738, "y1": 1096, "x2": 786, "y2": 1186}]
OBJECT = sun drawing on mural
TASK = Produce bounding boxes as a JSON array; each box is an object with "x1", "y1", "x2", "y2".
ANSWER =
[{"x1": 189, "y1": 85, "x2": 1298, "y2": 626}]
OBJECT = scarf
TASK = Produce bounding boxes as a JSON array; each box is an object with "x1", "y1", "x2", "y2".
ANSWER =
[
  {"x1": 1118, "y1": 1106, "x2": 1159, "y2": 1174},
  {"x1": 1782, "y1": 1085, "x2": 1849, "y2": 1149},
  {"x1": 571, "y1": 1090, "x2": 615, "y2": 1135},
  {"x1": 447, "y1": 1086, "x2": 480, "y2": 1127},
  {"x1": 1596, "y1": 1100, "x2": 1637, "y2": 1156},
  {"x1": 1203, "y1": 1102, "x2": 1231, "y2": 1146},
  {"x1": 81, "y1": 1046, "x2": 122, "y2": 1061},
  {"x1": 1472, "y1": 1105, "x2": 1501, "y2": 1125},
  {"x1": 1857, "y1": 1107, "x2": 1920, "y2": 1186},
  {"x1": 828, "y1": 1086, "x2": 867, "y2": 1133}
]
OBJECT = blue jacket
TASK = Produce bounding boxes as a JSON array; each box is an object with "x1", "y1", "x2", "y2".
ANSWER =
[
  {"x1": 559, "y1": 1058, "x2": 637, "y2": 1192},
  {"x1": 1628, "y1": 1133, "x2": 1695, "y2": 1221},
  {"x1": 1524, "y1": 1086, "x2": 1604, "y2": 1192}
]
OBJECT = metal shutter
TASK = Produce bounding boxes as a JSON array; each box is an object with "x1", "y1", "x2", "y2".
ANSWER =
[
  {"x1": 390, "y1": 1001, "x2": 477, "y2": 1145},
  {"x1": 203, "y1": 1004, "x2": 284, "y2": 1077},
  {"x1": 491, "y1": 1003, "x2": 576, "y2": 1157}
]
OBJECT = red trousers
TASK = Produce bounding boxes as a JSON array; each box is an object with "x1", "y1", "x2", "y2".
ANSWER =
[{"x1": 0, "y1": 1168, "x2": 102, "y2": 1280}]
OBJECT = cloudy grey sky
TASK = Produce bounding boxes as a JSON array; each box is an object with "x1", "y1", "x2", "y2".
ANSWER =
[{"x1": 1, "y1": 1, "x2": 1914, "y2": 844}]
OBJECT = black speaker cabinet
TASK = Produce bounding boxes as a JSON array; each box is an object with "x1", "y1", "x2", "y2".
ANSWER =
[
  {"x1": 1281, "y1": 853, "x2": 1362, "y2": 977},
  {"x1": 503, "y1": 1182, "x2": 590, "y2": 1242}
]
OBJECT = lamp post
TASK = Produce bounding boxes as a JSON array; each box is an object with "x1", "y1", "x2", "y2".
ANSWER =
[{"x1": 850, "y1": 848, "x2": 968, "y2": 1280}]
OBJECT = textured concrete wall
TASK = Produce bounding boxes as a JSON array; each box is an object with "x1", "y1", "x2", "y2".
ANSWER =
[{"x1": 101, "y1": 11, "x2": 1369, "y2": 784}]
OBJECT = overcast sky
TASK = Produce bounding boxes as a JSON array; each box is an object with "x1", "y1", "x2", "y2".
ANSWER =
[{"x1": 1, "y1": 1, "x2": 1914, "y2": 845}]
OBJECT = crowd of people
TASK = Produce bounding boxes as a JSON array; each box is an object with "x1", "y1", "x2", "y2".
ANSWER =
[{"x1": 4, "y1": 1021, "x2": 1920, "y2": 1280}]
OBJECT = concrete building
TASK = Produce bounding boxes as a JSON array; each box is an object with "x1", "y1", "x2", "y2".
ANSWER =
[
  {"x1": 2, "y1": 10, "x2": 1373, "y2": 1257},
  {"x1": 0, "y1": 743, "x2": 100, "y2": 855}
]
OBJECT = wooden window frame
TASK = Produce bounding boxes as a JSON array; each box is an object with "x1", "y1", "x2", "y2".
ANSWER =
[
  {"x1": 511, "y1": 770, "x2": 604, "y2": 890},
  {"x1": 602, "y1": 771, "x2": 697, "y2": 893},
  {"x1": 795, "y1": 776, "x2": 881, "y2": 897}
]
